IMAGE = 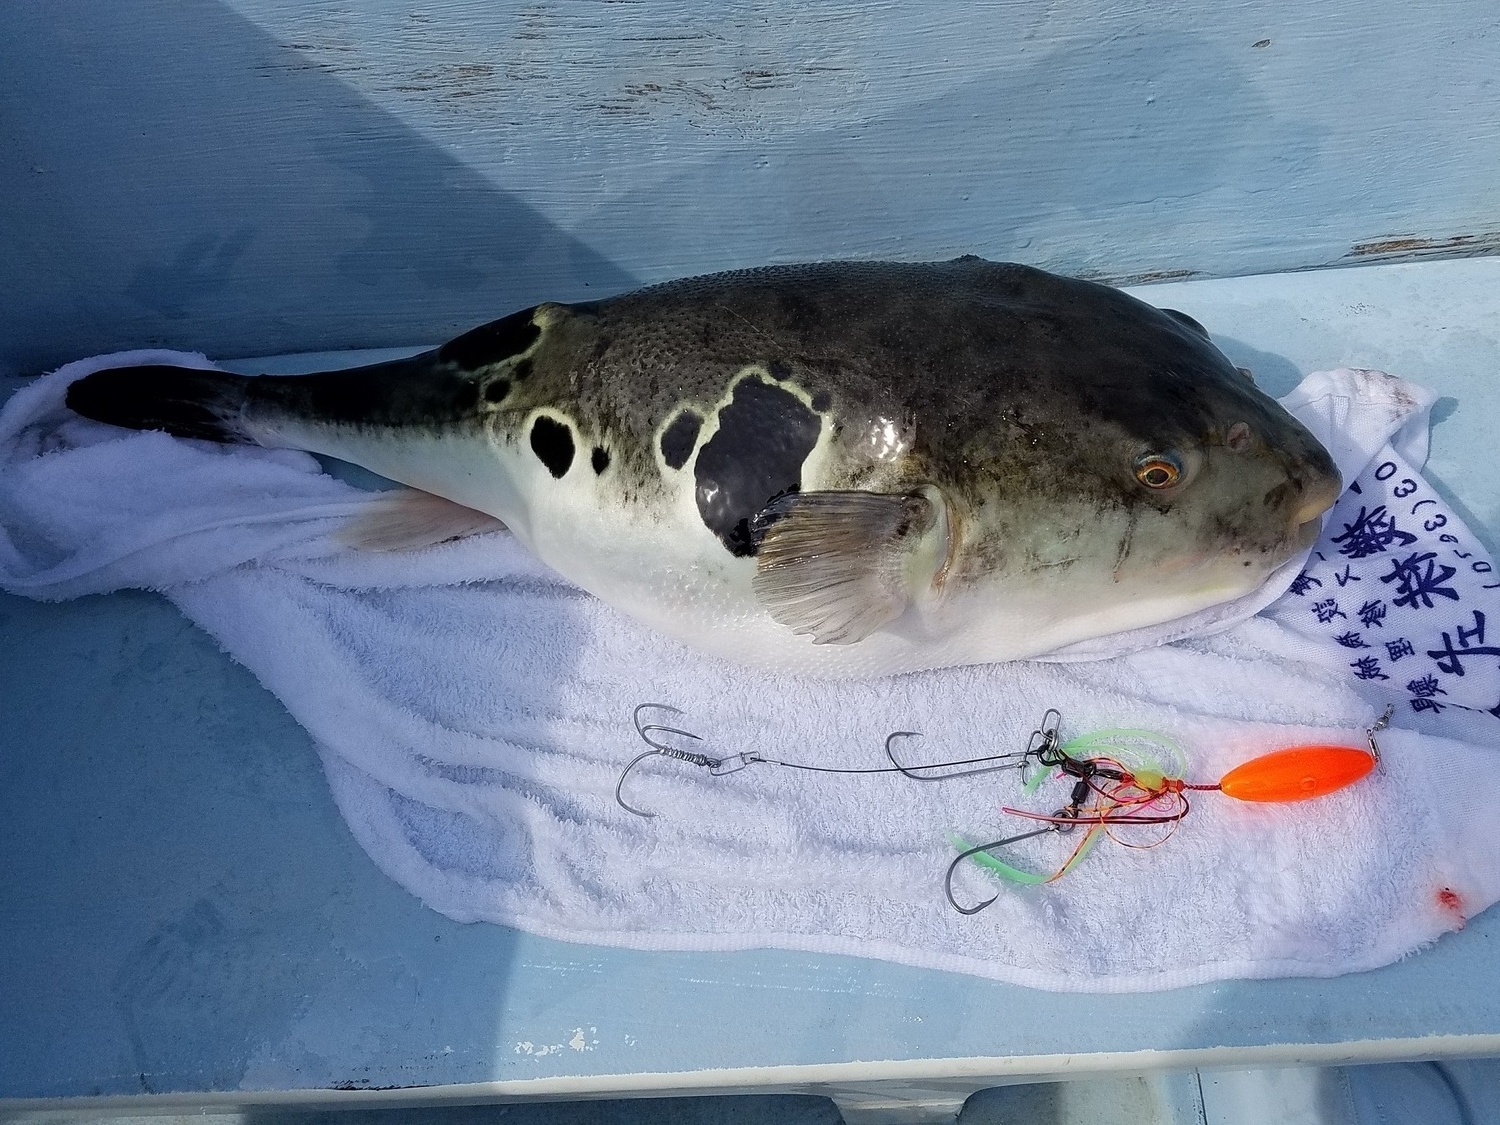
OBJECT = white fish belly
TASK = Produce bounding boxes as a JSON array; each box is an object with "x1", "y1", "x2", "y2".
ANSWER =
[{"x1": 250, "y1": 422, "x2": 1260, "y2": 678}]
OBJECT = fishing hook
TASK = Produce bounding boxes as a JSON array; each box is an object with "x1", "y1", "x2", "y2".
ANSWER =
[
  {"x1": 883, "y1": 731, "x2": 1031, "y2": 782},
  {"x1": 944, "y1": 824, "x2": 1060, "y2": 914},
  {"x1": 616, "y1": 703, "x2": 761, "y2": 818},
  {"x1": 884, "y1": 707, "x2": 1063, "y2": 782},
  {"x1": 616, "y1": 704, "x2": 707, "y2": 818}
]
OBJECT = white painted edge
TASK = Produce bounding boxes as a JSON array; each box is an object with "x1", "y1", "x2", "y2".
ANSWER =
[{"x1": 6, "y1": 1034, "x2": 1500, "y2": 1114}]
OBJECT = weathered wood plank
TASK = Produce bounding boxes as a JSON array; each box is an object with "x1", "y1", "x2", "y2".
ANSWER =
[{"x1": 3, "y1": 0, "x2": 1498, "y2": 373}]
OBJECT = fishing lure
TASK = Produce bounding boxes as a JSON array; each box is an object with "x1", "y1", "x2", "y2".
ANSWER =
[
  {"x1": 940, "y1": 708, "x2": 1387, "y2": 914},
  {"x1": 617, "y1": 702, "x2": 1390, "y2": 915}
]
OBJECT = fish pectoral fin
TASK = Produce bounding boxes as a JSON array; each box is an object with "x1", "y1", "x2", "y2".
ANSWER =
[
  {"x1": 750, "y1": 490, "x2": 937, "y2": 645},
  {"x1": 338, "y1": 488, "x2": 506, "y2": 552}
]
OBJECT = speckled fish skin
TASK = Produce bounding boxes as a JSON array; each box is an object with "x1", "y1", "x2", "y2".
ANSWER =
[{"x1": 64, "y1": 258, "x2": 1342, "y2": 677}]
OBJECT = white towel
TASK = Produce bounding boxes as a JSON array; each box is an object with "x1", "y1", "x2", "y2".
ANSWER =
[{"x1": 3, "y1": 353, "x2": 1497, "y2": 993}]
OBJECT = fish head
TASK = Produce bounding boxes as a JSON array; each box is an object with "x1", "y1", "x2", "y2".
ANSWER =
[
  {"x1": 942, "y1": 302, "x2": 1342, "y2": 646},
  {"x1": 1092, "y1": 362, "x2": 1339, "y2": 576}
]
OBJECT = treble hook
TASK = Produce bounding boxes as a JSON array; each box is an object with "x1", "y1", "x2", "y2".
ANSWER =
[
  {"x1": 616, "y1": 704, "x2": 711, "y2": 818},
  {"x1": 617, "y1": 704, "x2": 764, "y2": 817}
]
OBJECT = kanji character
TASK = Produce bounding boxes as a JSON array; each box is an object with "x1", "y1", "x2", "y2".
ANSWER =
[
  {"x1": 1384, "y1": 637, "x2": 1415, "y2": 662},
  {"x1": 1312, "y1": 598, "x2": 1347, "y2": 624},
  {"x1": 1289, "y1": 572, "x2": 1322, "y2": 596},
  {"x1": 1331, "y1": 505, "x2": 1417, "y2": 559},
  {"x1": 1427, "y1": 610, "x2": 1500, "y2": 676},
  {"x1": 1379, "y1": 552, "x2": 1459, "y2": 610},
  {"x1": 1408, "y1": 674, "x2": 1447, "y2": 698},
  {"x1": 1407, "y1": 674, "x2": 1448, "y2": 713}
]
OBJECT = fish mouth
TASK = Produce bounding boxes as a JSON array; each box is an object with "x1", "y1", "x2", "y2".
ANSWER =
[
  {"x1": 1284, "y1": 457, "x2": 1343, "y2": 548},
  {"x1": 1292, "y1": 513, "x2": 1325, "y2": 552},
  {"x1": 1293, "y1": 471, "x2": 1343, "y2": 527},
  {"x1": 1296, "y1": 477, "x2": 1340, "y2": 547}
]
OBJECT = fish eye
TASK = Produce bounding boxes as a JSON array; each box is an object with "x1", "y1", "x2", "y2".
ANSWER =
[{"x1": 1133, "y1": 452, "x2": 1183, "y2": 489}]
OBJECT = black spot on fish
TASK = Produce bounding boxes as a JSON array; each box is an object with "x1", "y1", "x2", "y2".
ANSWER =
[
  {"x1": 591, "y1": 446, "x2": 610, "y2": 474},
  {"x1": 811, "y1": 390, "x2": 831, "y2": 412},
  {"x1": 438, "y1": 307, "x2": 540, "y2": 370},
  {"x1": 483, "y1": 379, "x2": 510, "y2": 404},
  {"x1": 511, "y1": 357, "x2": 533, "y2": 382},
  {"x1": 769, "y1": 360, "x2": 792, "y2": 381},
  {"x1": 530, "y1": 416, "x2": 574, "y2": 478},
  {"x1": 660, "y1": 410, "x2": 702, "y2": 470},
  {"x1": 695, "y1": 379, "x2": 822, "y2": 557}
]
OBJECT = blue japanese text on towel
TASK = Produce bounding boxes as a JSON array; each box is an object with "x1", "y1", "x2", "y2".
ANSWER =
[{"x1": 1267, "y1": 445, "x2": 1500, "y2": 727}]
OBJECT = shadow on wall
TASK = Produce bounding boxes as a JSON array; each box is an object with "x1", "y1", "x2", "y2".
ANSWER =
[
  {"x1": 1206, "y1": 336, "x2": 1306, "y2": 400},
  {"x1": 0, "y1": 0, "x2": 638, "y2": 376},
  {"x1": 577, "y1": 25, "x2": 1323, "y2": 284},
  {"x1": 0, "y1": 4, "x2": 1333, "y2": 377}
]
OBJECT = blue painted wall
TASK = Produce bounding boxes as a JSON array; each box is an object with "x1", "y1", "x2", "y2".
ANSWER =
[{"x1": 3, "y1": 0, "x2": 1498, "y2": 374}]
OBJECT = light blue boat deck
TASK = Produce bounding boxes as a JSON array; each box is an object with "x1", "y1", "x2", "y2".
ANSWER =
[
  {"x1": 2, "y1": 258, "x2": 1499, "y2": 1125},
  {"x1": 5, "y1": 0, "x2": 1500, "y2": 1118}
]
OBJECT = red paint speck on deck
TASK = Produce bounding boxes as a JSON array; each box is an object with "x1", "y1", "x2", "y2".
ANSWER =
[{"x1": 1437, "y1": 886, "x2": 1466, "y2": 930}]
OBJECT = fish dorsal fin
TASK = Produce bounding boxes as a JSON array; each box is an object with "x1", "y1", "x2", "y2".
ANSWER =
[
  {"x1": 751, "y1": 490, "x2": 941, "y2": 645},
  {"x1": 338, "y1": 488, "x2": 506, "y2": 552},
  {"x1": 1161, "y1": 307, "x2": 1211, "y2": 339}
]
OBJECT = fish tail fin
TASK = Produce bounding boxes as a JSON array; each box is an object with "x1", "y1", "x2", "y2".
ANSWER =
[
  {"x1": 65, "y1": 364, "x2": 255, "y2": 444},
  {"x1": 68, "y1": 352, "x2": 484, "y2": 444}
]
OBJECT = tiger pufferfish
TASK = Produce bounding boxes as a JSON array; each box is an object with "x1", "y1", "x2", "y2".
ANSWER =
[{"x1": 66, "y1": 257, "x2": 1341, "y2": 677}]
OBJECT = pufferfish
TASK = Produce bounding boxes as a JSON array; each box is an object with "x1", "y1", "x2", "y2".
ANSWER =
[{"x1": 66, "y1": 257, "x2": 1340, "y2": 677}]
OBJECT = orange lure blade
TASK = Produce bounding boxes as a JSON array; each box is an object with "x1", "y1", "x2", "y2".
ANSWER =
[{"x1": 1217, "y1": 745, "x2": 1376, "y2": 803}]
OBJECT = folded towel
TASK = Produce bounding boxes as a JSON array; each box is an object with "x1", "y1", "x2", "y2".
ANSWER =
[{"x1": 3, "y1": 353, "x2": 1496, "y2": 992}]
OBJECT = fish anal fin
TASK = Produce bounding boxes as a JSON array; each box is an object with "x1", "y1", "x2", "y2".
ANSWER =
[
  {"x1": 338, "y1": 488, "x2": 506, "y2": 552},
  {"x1": 751, "y1": 490, "x2": 939, "y2": 645}
]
